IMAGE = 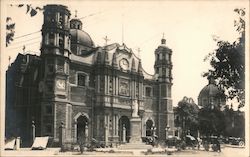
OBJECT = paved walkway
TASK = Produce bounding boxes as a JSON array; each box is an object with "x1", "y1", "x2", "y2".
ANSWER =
[{"x1": 1, "y1": 146, "x2": 248, "y2": 157}]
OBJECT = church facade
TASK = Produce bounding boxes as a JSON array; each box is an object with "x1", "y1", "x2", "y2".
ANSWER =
[{"x1": 5, "y1": 4, "x2": 174, "y2": 146}]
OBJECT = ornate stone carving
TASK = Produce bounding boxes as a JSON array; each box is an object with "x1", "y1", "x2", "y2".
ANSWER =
[{"x1": 119, "y1": 78, "x2": 129, "y2": 96}]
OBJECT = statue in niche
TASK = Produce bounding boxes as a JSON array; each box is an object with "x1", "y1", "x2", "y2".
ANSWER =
[{"x1": 132, "y1": 100, "x2": 139, "y2": 117}]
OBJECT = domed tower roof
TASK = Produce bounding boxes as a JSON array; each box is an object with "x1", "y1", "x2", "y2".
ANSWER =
[
  {"x1": 69, "y1": 13, "x2": 95, "y2": 54},
  {"x1": 198, "y1": 77, "x2": 223, "y2": 98},
  {"x1": 70, "y1": 29, "x2": 95, "y2": 47},
  {"x1": 157, "y1": 34, "x2": 171, "y2": 50},
  {"x1": 198, "y1": 76, "x2": 226, "y2": 109}
]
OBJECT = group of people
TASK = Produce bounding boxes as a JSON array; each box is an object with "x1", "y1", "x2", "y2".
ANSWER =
[{"x1": 196, "y1": 137, "x2": 221, "y2": 152}]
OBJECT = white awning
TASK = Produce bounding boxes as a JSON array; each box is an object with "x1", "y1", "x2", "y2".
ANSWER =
[
  {"x1": 31, "y1": 136, "x2": 49, "y2": 150},
  {"x1": 5, "y1": 138, "x2": 16, "y2": 150}
]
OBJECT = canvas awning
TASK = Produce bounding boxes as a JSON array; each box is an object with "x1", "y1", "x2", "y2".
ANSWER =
[
  {"x1": 4, "y1": 138, "x2": 16, "y2": 150},
  {"x1": 31, "y1": 136, "x2": 49, "y2": 150}
]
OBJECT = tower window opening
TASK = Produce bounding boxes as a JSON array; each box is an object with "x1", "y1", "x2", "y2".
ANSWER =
[
  {"x1": 59, "y1": 13, "x2": 63, "y2": 25},
  {"x1": 64, "y1": 15, "x2": 68, "y2": 27},
  {"x1": 57, "y1": 58, "x2": 64, "y2": 72},
  {"x1": 49, "y1": 33, "x2": 54, "y2": 45},
  {"x1": 162, "y1": 53, "x2": 166, "y2": 60},
  {"x1": 162, "y1": 68, "x2": 166, "y2": 77},
  {"x1": 46, "y1": 12, "x2": 55, "y2": 22},
  {"x1": 47, "y1": 58, "x2": 54, "y2": 74},
  {"x1": 166, "y1": 54, "x2": 169, "y2": 60},
  {"x1": 77, "y1": 73, "x2": 86, "y2": 86},
  {"x1": 59, "y1": 34, "x2": 64, "y2": 47},
  {"x1": 145, "y1": 87, "x2": 152, "y2": 97}
]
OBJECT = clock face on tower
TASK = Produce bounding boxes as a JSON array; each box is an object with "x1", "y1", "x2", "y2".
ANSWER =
[
  {"x1": 119, "y1": 58, "x2": 129, "y2": 70},
  {"x1": 56, "y1": 79, "x2": 65, "y2": 89}
]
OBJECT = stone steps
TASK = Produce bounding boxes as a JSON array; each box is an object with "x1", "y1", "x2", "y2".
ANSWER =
[{"x1": 118, "y1": 143, "x2": 153, "y2": 150}]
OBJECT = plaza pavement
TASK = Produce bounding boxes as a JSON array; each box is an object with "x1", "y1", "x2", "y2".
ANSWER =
[{"x1": 1, "y1": 145, "x2": 248, "y2": 157}]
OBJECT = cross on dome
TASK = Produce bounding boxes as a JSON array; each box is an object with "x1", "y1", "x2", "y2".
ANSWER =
[
  {"x1": 161, "y1": 33, "x2": 166, "y2": 45},
  {"x1": 75, "y1": 10, "x2": 77, "y2": 18},
  {"x1": 103, "y1": 35, "x2": 110, "y2": 46}
]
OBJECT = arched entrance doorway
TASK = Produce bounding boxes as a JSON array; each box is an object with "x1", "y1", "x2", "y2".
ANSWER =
[
  {"x1": 146, "y1": 119, "x2": 154, "y2": 136},
  {"x1": 77, "y1": 115, "x2": 88, "y2": 143},
  {"x1": 118, "y1": 116, "x2": 130, "y2": 142}
]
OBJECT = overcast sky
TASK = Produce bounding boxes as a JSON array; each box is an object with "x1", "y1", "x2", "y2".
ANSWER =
[{"x1": 2, "y1": 0, "x2": 248, "y2": 109}]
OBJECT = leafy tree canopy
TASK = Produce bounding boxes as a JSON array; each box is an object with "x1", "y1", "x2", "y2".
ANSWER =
[
  {"x1": 198, "y1": 107, "x2": 226, "y2": 136},
  {"x1": 175, "y1": 97, "x2": 199, "y2": 135},
  {"x1": 203, "y1": 8, "x2": 245, "y2": 108},
  {"x1": 6, "y1": 4, "x2": 43, "y2": 47}
]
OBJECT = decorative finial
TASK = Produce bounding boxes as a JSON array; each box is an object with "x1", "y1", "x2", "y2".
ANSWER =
[
  {"x1": 75, "y1": 10, "x2": 77, "y2": 18},
  {"x1": 103, "y1": 35, "x2": 110, "y2": 46},
  {"x1": 136, "y1": 47, "x2": 141, "y2": 58},
  {"x1": 161, "y1": 33, "x2": 166, "y2": 45},
  {"x1": 23, "y1": 45, "x2": 26, "y2": 54},
  {"x1": 8, "y1": 56, "x2": 11, "y2": 67},
  {"x1": 208, "y1": 75, "x2": 215, "y2": 84}
]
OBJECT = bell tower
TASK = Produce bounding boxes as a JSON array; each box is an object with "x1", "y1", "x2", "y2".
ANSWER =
[
  {"x1": 154, "y1": 36, "x2": 172, "y2": 82},
  {"x1": 40, "y1": 4, "x2": 71, "y2": 99},
  {"x1": 154, "y1": 36, "x2": 174, "y2": 139},
  {"x1": 39, "y1": 5, "x2": 71, "y2": 141}
]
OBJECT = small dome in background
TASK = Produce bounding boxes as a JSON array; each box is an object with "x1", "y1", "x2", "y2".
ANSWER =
[
  {"x1": 198, "y1": 76, "x2": 226, "y2": 109},
  {"x1": 69, "y1": 15, "x2": 95, "y2": 55},
  {"x1": 198, "y1": 77, "x2": 223, "y2": 98},
  {"x1": 70, "y1": 29, "x2": 95, "y2": 48}
]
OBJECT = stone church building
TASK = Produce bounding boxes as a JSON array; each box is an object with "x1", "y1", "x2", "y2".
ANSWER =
[{"x1": 6, "y1": 4, "x2": 174, "y2": 146}]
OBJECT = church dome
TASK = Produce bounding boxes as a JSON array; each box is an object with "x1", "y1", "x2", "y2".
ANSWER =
[
  {"x1": 198, "y1": 78, "x2": 222, "y2": 98},
  {"x1": 69, "y1": 17, "x2": 95, "y2": 48},
  {"x1": 70, "y1": 29, "x2": 94, "y2": 48},
  {"x1": 198, "y1": 77, "x2": 226, "y2": 109}
]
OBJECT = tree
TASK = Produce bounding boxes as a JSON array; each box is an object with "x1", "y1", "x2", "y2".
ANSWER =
[
  {"x1": 198, "y1": 107, "x2": 226, "y2": 137},
  {"x1": 203, "y1": 8, "x2": 245, "y2": 108},
  {"x1": 175, "y1": 97, "x2": 199, "y2": 138},
  {"x1": 6, "y1": 17, "x2": 15, "y2": 47},
  {"x1": 6, "y1": 4, "x2": 43, "y2": 47},
  {"x1": 223, "y1": 105, "x2": 245, "y2": 138}
]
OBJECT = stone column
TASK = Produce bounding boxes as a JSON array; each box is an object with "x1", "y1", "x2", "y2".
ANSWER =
[
  {"x1": 16, "y1": 137, "x2": 20, "y2": 150},
  {"x1": 122, "y1": 124, "x2": 126, "y2": 143},
  {"x1": 130, "y1": 100, "x2": 142, "y2": 143},
  {"x1": 165, "y1": 125, "x2": 170, "y2": 140},
  {"x1": 85, "y1": 124, "x2": 89, "y2": 143},
  {"x1": 59, "y1": 122, "x2": 66, "y2": 151},
  {"x1": 116, "y1": 116, "x2": 118, "y2": 136},
  {"x1": 105, "y1": 124, "x2": 108, "y2": 146},
  {"x1": 31, "y1": 121, "x2": 35, "y2": 143},
  {"x1": 152, "y1": 125, "x2": 156, "y2": 137},
  {"x1": 130, "y1": 117, "x2": 142, "y2": 143},
  {"x1": 74, "y1": 122, "x2": 77, "y2": 143}
]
